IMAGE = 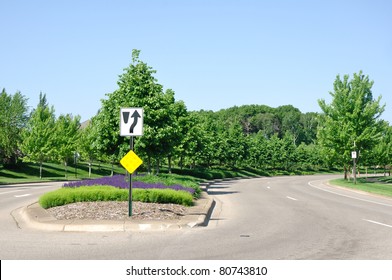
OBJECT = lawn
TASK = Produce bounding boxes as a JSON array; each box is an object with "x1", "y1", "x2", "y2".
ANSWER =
[
  {"x1": 330, "y1": 176, "x2": 392, "y2": 198},
  {"x1": 0, "y1": 161, "x2": 124, "y2": 184}
]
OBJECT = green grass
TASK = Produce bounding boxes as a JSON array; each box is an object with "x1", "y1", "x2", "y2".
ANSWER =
[
  {"x1": 38, "y1": 185, "x2": 194, "y2": 208},
  {"x1": 135, "y1": 173, "x2": 202, "y2": 198},
  {"x1": 330, "y1": 177, "x2": 392, "y2": 198},
  {"x1": 0, "y1": 161, "x2": 124, "y2": 184}
]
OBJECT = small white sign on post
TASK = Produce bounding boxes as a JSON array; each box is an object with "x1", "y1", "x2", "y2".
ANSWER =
[
  {"x1": 351, "y1": 151, "x2": 357, "y2": 159},
  {"x1": 120, "y1": 108, "x2": 144, "y2": 136}
]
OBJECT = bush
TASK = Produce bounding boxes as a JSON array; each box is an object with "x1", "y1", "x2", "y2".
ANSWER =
[
  {"x1": 63, "y1": 174, "x2": 201, "y2": 198},
  {"x1": 39, "y1": 185, "x2": 193, "y2": 209},
  {"x1": 133, "y1": 189, "x2": 193, "y2": 206}
]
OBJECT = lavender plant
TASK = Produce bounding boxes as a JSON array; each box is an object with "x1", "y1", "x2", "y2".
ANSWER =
[{"x1": 63, "y1": 175, "x2": 197, "y2": 196}]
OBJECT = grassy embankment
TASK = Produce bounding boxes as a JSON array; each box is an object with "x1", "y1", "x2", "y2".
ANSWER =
[
  {"x1": 330, "y1": 176, "x2": 392, "y2": 198},
  {"x1": 0, "y1": 162, "x2": 124, "y2": 184}
]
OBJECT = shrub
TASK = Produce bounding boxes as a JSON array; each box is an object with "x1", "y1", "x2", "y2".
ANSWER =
[
  {"x1": 39, "y1": 185, "x2": 193, "y2": 209},
  {"x1": 63, "y1": 174, "x2": 201, "y2": 198},
  {"x1": 133, "y1": 189, "x2": 193, "y2": 206}
]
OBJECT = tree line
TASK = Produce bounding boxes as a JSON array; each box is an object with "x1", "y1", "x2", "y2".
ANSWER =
[{"x1": 1, "y1": 50, "x2": 391, "y2": 178}]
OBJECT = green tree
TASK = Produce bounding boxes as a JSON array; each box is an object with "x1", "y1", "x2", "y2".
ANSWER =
[
  {"x1": 280, "y1": 132, "x2": 297, "y2": 170},
  {"x1": 318, "y1": 71, "x2": 385, "y2": 179},
  {"x1": 276, "y1": 105, "x2": 303, "y2": 144},
  {"x1": 93, "y1": 50, "x2": 186, "y2": 174},
  {"x1": 249, "y1": 112, "x2": 280, "y2": 138},
  {"x1": 78, "y1": 120, "x2": 99, "y2": 177},
  {"x1": 0, "y1": 89, "x2": 29, "y2": 165},
  {"x1": 247, "y1": 131, "x2": 268, "y2": 169},
  {"x1": 175, "y1": 112, "x2": 201, "y2": 169},
  {"x1": 20, "y1": 93, "x2": 56, "y2": 178},
  {"x1": 369, "y1": 122, "x2": 392, "y2": 175},
  {"x1": 53, "y1": 114, "x2": 81, "y2": 178},
  {"x1": 300, "y1": 112, "x2": 319, "y2": 144}
]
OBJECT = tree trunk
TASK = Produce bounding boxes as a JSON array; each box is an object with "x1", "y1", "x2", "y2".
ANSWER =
[
  {"x1": 344, "y1": 165, "x2": 348, "y2": 180},
  {"x1": 39, "y1": 161, "x2": 43, "y2": 179},
  {"x1": 88, "y1": 161, "x2": 92, "y2": 178},
  {"x1": 156, "y1": 158, "x2": 160, "y2": 175},
  {"x1": 168, "y1": 155, "x2": 172, "y2": 174},
  {"x1": 64, "y1": 161, "x2": 68, "y2": 178},
  {"x1": 179, "y1": 155, "x2": 184, "y2": 170},
  {"x1": 147, "y1": 156, "x2": 151, "y2": 174}
]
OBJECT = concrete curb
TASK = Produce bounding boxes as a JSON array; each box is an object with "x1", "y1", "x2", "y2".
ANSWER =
[
  {"x1": 11, "y1": 191, "x2": 216, "y2": 232},
  {"x1": 11, "y1": 176, "x2": 256, "y2": 232}
]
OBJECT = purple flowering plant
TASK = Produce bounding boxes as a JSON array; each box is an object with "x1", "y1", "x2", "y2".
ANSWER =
[{"x1": 63, "y1": 174, "x2": 196, "y2": 196}]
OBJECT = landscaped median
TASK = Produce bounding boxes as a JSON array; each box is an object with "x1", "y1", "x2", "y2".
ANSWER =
[
  {"x1": 39, "y1": 174, "x2": 202, "y2": 209},
  {"x1": 13, "y1": 174, "x2": 216, "y2": 232}
]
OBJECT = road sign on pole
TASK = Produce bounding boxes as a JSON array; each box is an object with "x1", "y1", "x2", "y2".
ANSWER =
[
  {"x1": 120, "y1": 107, "x2": 144, "y2": 216},
  {"x1": 120, "y1": 108, "x2": 144, "y2": 136},
  {"x1": 120, "y1": 150, "x2": 143, "y2": 174}
]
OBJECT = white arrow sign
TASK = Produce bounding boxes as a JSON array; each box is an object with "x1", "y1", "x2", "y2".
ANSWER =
[{"x1": 120, "y1": 108, "x2": 144, "y2": 136}]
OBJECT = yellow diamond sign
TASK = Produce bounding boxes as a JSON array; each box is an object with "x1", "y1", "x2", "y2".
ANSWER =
[{"x1": 120, "y1": 150, "x2": 143, "y2": 174}]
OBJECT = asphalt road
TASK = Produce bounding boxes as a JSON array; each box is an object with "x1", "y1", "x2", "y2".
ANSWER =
[{"x1": 1, "y1": 175, "x2": 392, "y2": 259}]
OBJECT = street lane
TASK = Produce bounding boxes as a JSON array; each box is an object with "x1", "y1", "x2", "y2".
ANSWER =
[
  {"x1": 1, "y1": 175, "x2": 392, "y2": 259},
  {"x1": 0, "y1": 182, "x2": 63, "y2": 242}
]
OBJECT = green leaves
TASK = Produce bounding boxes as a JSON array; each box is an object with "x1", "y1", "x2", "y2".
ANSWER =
[
  {"x1": 20, "y1": 94, "x2": 56, "y2": 163},
  {"x1": 0, "y1": 89, "x2": 28, "y2": 165},
  {"x1": 92, "y1": 50, "x2": 188, "y2": 173},
  {"x1": 317, "y1": 71, "x2": 385, "y2": 167}
]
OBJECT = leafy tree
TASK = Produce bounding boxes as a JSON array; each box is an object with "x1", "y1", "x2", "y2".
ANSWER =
[
  {"x1": 175, "y1": 112, "x2": 202, "y2": 169},
  {"x1": 222, "y1": 121, "x2": 248, "y2": 167},
  {"x1": 369, "y1": 122, "x2": 392, "y2": 175},
  {"x1": 20, "y1": 93, "x2": 56, "y2": 178},
  {"x1": 280, "y1": 132, "x2": 297, "y2": 170},
  {"x1": 266, "y1": 134, "x2": 282, "y2": 169},
  {"x1": 78, "y1": 120, "x2": 100, "y2": 177},
  {"x1": 317, "y1": 71, "x2": 385, "y2": 179},
  {"x1": 247, "y1": 131, "x2": 268, "y2": 169},
  {"x1": 53, "y1": 114, "x2": 81, "y2": 178},
  {"x1": 192, "y1": 114, "x2": 218, "y2": 168},
  {"x1": 163, "y1": 96, "x2": 188, "y2": 173},
  {"x1": 300, "y1": 112, "x2": 319, "y2": 144},
  {"x1": 93, "y1": 50, "x2": 186, "y2": 174},
  {"x1": 249, "y1": 112, "x2": 280, "y2": 138},
  {"x1": 0, "y1": 89, "x2": 29, "y2": 165}
]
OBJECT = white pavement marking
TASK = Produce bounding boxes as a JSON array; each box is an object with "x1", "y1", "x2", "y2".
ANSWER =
[
  {"x1": 286, "y1": 196, "x2": 298, "y2": 201},
  {"x1": 363, "y1": 219, "x2": 392, "y2": 229},
  {"x1": 0, "y1": 189, "x2": 29, "y2": 195},
  {"x1": 0, "y1": 185, "x2": 58, "y2": 196},
  {"x1": 308, "y1": 180, "x2": 392, "y2": 208},
  {"x1": 14, "y1": 194, "x2": 32, "y2": 198}
]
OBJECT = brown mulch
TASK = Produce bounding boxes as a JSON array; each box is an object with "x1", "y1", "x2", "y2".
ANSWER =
[{"x1": 46, "y1": 201, "x2": 187, "y2": 221}]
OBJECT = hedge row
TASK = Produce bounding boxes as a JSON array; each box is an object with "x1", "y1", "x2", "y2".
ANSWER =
[{"x1": 39, "y1": 185, "x2": 194, "y2": 209}]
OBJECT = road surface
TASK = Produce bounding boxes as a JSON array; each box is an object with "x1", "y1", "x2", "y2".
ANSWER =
[{"x1": 1, "y1": 175, "x2": 392, "y2": 259}]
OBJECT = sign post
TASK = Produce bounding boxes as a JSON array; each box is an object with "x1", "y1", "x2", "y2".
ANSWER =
[
  {"x1": 120, "y1": 108, "x2": 144, "y2": 216},
  {"x1": 129, "y1": 137, "x2": 134, "y2": 217},
  {"x1": 352, "y1": 151, "x2": 357, "y2": 184}
]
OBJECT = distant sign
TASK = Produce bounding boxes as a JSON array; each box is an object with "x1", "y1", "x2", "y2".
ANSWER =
[
  {"x1": 120, "y1": 150, "x2": 143, "y2": 174},
  {"x1": 120, "y1": 108, "x2": 144, "y2": 136},
  {"x1": 351, "y1": 151, "x2": 357, "y2": 159}
]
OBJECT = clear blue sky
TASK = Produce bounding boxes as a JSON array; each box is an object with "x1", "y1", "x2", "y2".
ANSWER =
[{"x1": 1, "y1": 0, "x2": 391, "y2": 123}]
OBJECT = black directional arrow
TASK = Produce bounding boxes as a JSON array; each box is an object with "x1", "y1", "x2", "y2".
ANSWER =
[{"x1": 129, "y1": 110, "x2": 141, "y2": 134}]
